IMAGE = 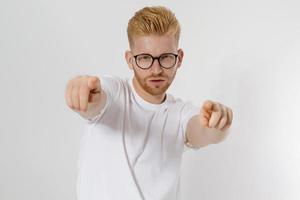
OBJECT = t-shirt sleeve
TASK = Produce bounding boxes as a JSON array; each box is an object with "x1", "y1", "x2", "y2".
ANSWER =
[
  {"x1": 180, "y1": 101, "x2": 201, "y2": 152},
  {"x1": 80, "y1": 75, "x2": 121, "y2": 124}
]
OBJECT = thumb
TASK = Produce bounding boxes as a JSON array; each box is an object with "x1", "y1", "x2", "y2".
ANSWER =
[{"x1": 87, "y1": 76, "x2": 101, "y2": 92}]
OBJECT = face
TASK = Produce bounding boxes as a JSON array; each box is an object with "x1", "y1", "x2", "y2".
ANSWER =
[{"x1": 125, "y1": 34, "x2": 184, "y2": 97}]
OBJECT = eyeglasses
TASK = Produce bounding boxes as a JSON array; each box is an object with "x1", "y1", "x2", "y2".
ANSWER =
[{"x1": 133, "y1": 53, "x2": 178, "y2": 69}]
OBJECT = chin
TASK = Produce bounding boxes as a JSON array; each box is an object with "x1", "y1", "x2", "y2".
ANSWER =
[{"x1": 144, "y1": 83, "x2": 170, "y2": 96}]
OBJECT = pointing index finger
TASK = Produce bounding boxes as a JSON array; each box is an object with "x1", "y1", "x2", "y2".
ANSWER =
[
  {"x1": 202, "y1": 100, "x2": 214, "y2": 113},
  {"x1": 88, "y1": 76, "x2": 101, "y2": 93}
]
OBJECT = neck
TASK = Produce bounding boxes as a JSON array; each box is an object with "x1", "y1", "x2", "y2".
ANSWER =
[{"x1": 132, "y1": 77, "x2": 166, "y2": 104}]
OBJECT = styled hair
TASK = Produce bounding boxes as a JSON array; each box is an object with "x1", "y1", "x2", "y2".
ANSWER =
[{"x1": 127, "y1": 6, "x2": 181, "y2": 48}]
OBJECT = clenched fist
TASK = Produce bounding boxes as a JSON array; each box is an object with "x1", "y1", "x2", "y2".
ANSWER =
[
  {"x1": 200, "y1": 100, "x2": 233, "y2": 132},
  {"x1": 65, "y1": 75, "x2": 102, "y2": 113}
]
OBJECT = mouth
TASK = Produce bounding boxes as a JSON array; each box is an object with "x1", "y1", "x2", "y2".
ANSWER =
[
  {"x1": 149, "y1": 78, "x2": 166, "y2": 82},
  {"x1": 150, "y1": 79, "x2": 165, "y2": 82},
  {"x1": 148, "y1": 79, "x2": 166, "y2": 86}
]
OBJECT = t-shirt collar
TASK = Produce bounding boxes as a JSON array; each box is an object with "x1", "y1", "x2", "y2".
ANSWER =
[{"x1": 128, "y1": 77, "x2": 169, "y2": 110}]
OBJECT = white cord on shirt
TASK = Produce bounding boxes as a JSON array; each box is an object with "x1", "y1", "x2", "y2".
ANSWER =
[{"x1": 122, "y1": 112, "x2": 145, "y2": 200}]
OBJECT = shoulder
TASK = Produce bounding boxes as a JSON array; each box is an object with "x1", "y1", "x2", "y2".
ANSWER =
[
  {"x1": 98, "y1": 75, "x2": 128, "y2": 91},
  {"x1": 99, "y1": 75, "x2": 123, "y2": 85},
  {"x1": 167, "y1": 95, "x2": 199, "y2": 116},
  {"x1": 167, "y1": 94, "x2": 190, "y2": 108},
  {"x1": 97, "y1": 75, "x2": 126, "y2": 103}
]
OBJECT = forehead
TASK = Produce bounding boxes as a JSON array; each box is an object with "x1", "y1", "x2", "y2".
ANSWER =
[{"x1": 131, "y1": 35, "x2": 178, "y2": 56}]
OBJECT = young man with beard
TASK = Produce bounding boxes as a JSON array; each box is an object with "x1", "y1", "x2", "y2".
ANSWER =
[{"x1": 65, "y1": 6, "x2": 233, "y2": 200}]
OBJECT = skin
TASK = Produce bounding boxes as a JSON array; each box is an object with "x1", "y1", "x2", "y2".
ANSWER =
[
  {"x1": 65, "y1": 34, "x2": 233, "y2": 147},
  {"x1": 125, "y1": 34, "x2": 233, "y2": 147},
  {"x1": 65, "y1": 75, "x2": 106, "y2": 119},
  {"x1": 125, "y1": 34, "x2": 183, "y2": 104}
]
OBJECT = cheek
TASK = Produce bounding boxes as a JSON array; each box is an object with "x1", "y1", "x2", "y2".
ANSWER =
[
  {"x1": 134, "y1": 67, "x2": 149, "y2": 79},
  {"x1": 166, "y1": 68, "x2": 177, "y2": 78}
]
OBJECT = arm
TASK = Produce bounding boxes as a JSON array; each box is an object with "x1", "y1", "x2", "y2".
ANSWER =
[
  {"x1": 65, "y1": 75, "x2": 107, "y2": 121},
  {"x1": 185, "y1": 100, "x2": 233, "y2": 148},
  {"x1": 76, "y1": 90, "x2": 107, "y2": 120}
]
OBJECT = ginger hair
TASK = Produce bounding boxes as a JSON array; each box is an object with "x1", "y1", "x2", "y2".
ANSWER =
[{"x1": 127, "y1": 6, "x2": 181, "y2": 48}]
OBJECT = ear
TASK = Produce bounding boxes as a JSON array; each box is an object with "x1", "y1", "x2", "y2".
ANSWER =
[
  {"x1": 176, "y1": 48, "x2": 184, "y2": 69},
  {"x1": 125, "y1": 50, "x2": 134, "y2": 70}
]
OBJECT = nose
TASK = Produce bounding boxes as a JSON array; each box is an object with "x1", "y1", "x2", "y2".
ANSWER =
[{"x1": 151, "y1": 59, "x2": 163, "y2": 75}]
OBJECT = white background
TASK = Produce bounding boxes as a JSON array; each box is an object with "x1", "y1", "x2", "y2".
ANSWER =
[{"x1": 1, "y1": 0, "x2": 299, "y2": 199}]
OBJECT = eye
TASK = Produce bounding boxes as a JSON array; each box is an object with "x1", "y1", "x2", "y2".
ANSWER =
[
  {"x1": 160, "y1": 54, "x2": 168, "y2": 59},
  {"x1": 138, "y1": 55, "x2": 151, "y2": 61},
  {"x1": 160, "y1": 54, "x2": 174, "y2": 60}
]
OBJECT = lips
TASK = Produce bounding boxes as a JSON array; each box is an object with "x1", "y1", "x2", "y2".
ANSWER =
[
  {"x1": 148, "y1": 79, "x2": 165, "y2": 86},
  {"x1": 150, "y1": 79, "x2": 164, "y2": 81},
  {"x1": 149, "y1": 78, "x2": 165, "y2": 81}
]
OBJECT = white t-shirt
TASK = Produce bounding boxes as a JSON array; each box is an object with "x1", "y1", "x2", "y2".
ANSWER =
[{"x1": 76, "y1": 75, "x2": 200, "y2": 200}]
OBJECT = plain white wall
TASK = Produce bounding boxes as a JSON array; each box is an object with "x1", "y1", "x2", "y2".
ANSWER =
[{"x1": 1, "y1": 0, "x2": 299, "y2": 199}]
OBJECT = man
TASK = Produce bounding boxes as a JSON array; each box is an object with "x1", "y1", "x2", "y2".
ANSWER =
[{"x1": 65, "y1": 6, "x2": 233, "y2": 200}]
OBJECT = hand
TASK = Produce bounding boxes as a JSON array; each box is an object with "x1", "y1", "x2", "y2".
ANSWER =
[
  {"x1": 200, "y1": 100, "x2": 233, "y2": 132},
  {"x1": 65, "y1": 75, "x2": 101, "y2": 112}
]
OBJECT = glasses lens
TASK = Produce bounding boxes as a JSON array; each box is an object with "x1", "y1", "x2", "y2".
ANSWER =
[
  {"x1": 136, "y1": 54, "x2": 153, "y2": 69},
  {"x1": 159, "y1": 54, "x2": 176, "y2": 68}
]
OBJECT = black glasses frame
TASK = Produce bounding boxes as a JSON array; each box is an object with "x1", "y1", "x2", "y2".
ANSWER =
[{"x1": 133, "y1": 53, "x2": 178, "y2": 69}]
